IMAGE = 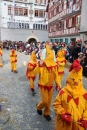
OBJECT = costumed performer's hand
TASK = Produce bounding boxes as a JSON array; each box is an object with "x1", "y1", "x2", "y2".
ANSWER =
[
  {"x1": 56, "y1": 86, "x2": 61, "y2": 92},
  {"x1": 33, "y1": 64, "x2": 37, "y2": 68},
  {"x1": 39, "y1": 60, "x2": 44, "y2": 65},
  {"x1": 61, "y1": 112, "x2": 71, "y2": 124},
  {"x1": 78, "y1": 119, "x2": 87, "y2": 128}
]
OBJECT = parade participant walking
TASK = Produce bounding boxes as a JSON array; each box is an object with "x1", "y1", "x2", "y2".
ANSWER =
[
  {"x1": 26, "y1": 51, "x2": 38, "y2": 96},
  {"x1": 9, "y1": 48, "x2": 18, "y2": 73},
  {"x1": 53, "y1": 59, "x2": 87, "y2": 130},
  {"x1": 36, "y1": 44, "x2": 60, "y2": 121},
  {"x1": 56, "y1": 49, "x2": 66, "y2": 88},
  {"x1": 0, "y1": 46, "x2": 3, "y2": 67}
]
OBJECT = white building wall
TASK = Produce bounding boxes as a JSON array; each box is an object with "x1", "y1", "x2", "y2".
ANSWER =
[
  {"x1": 1, "y1": 28, "x2": 49, "y2": 42},
  {"x1": 1, "y1": 0, "x2": 48, "y2": 42},
  {"x1": 1, "y1": 1, "x2": 48, "y2": 28}
]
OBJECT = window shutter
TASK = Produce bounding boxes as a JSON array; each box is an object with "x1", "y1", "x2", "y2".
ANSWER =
[
  {"x1": 74, "y1": 15, "x2": 76, "y2": 27},
  {"x1": 72, "y1": 16, "x2": 75, "y2": 27},
  {"x1": 73, "y1": 0, "x2": 76, "y2": 4},
  {"x1": 66, "y1": 19, "x2": 69, "y2": 28},
  {"x1": 62, "y1": 21, "x2": 64, "y2": 30}
]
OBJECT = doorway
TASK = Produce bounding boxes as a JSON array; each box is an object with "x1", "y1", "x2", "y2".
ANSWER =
[{"x1": 28, "y1": 38, "x2": 37, "y2": 44}]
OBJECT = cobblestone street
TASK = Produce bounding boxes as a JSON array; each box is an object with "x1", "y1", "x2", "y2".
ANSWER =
[{"x1": 0, "y1": 50, "x2": 87, "y2": 130}]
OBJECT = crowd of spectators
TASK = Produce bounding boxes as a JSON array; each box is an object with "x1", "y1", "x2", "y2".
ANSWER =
[{"x1": 2, "y1": 40, "x2": 87, "y2": 77}]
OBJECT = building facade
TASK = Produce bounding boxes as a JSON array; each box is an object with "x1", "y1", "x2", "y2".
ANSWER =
[
  {"x1": 46, "y1": 0, "x2": 82, "y2": 44},
  {"x1": 1, "y1": 0, "x2": 49, "y2": 42},
  {"x1": 80, "y1": 0, "x2": 87, "y2": 43}
]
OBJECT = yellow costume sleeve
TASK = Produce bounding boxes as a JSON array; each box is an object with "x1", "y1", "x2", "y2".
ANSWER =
[
  {"x1": 54, "y1": 71, "x2": 60, "y2": 87},
  {"x1": 82, "y1": 101, "x2": 87, "y2": 120},
  {"x1": 58, "y1": 62, "x2": 65, "y2": 66},
  {"x1": 53, "y1": 93, "x2": 66, "y2": 115}
]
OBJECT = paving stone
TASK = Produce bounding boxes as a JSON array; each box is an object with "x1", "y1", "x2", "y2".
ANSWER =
[{"x1": 0, "y1": 50, "x2": 87, "y2": 130}]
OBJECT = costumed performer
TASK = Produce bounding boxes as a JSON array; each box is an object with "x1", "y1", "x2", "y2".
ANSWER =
[
  {"x1": 10, "y1": 48, "x2": 18, "y2": 73},
  {"x1": 26, "y1": 51, "x2": 38, "y2": 96},
  {"x1": 56, "y1": 49, "x2": 66, "y2": 88},
  {"x1": 0, "y1": 46, "x2": 3, "y2": 67},
  {"x1": 53, "y1": 59, "x2": 87, "y2": 130},
  {"x1": 36, "y1": 43, "x2": 60, "y2": 121}
]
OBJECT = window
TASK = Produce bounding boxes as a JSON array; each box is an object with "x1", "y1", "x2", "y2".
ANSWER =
[
  {"x1": 59, "y1": 4, "x2": 62, "y2": 12},
  {"x1": 50, "y1": 26, "x2": 51, "y2": 32},
  {"x1": 50, "y1": 12, "x2": 51, "y2": 18},
  {"x1": 39, "y1": 10, "x2": 43, "y2": 17},
  {"x1": 8, "y1": 6, "x2": 11, "y2": 15},
  {"x1": 24, "y1": 8, "x2": 28, "y2": 16},
  {"x1": 64, "y1": 20, "x2": 66, "y2": 29},
  {"x1": 38, "y1": 24, "x2": 40, "y2": 29},
  {"x1": 19, "y1": 23, "x2": 22, "y2": 28},
  {"x1": 44, "y1": 0, "x2": 46, "y2": 3},
  {"x1": 41, "y1": 24, "x2": 42, "y2": 29},
  {"x1": 35, "y1": 10, "x2": 38, "y2": 17},
  {"x1": 54, "y1": 8, "x2": 56, "y2": 15},
  {"x1": 24, "y1": 0, "x2": 27, "y2": 2},
  {"x1": 36, "y1": 24, "x2": 37, "y2": 29},
  {"x1": 76, "y1": 15, "x2": 81, "y2": 29},
  {"x1": 40, "y1": 0, "x2": 43, "y2": 4},
  {"x1": 19, "y1": 8, "x2": 23, "y2": 15},
  {"x1": 22, "y1": 23, "x2": 24, "y2": 28},
  {"x1": 27, "y1": 23, "x2": 29, "y2": 29},
  {"x1": 46, "y1": 25, "x2": 48, "y2": 30},
  {"x1": 68, "y1": 18, "x2": 72, "y2": 27},
  {"x1": 54, "y1": 25, "x2": 56, "y2": 31},
  {"x1": 33, "y1": 24, "x2": 35, "y2": 29},
  {"x1": 14, "y1": 8, "x2": 18, "y2": 15},
  {"x1": 35, "y1": 0, "x2": 37, "y2": 3},
  {"x1": 59, "y1": 22, "x2": 62, "y2": 30}
]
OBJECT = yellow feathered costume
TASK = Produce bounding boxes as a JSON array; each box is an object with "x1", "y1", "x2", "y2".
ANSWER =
[
  {"x1": 36, "y1": 44, "x2": 60, "y2": 119},
  {"x1": 53, "y1": 59, "x2": 87, "y2": 130},
  {"x1": 0, "y1": 47, "x2": 3, "y2": 67},
  {"x1": 10, "y1": 49, "x2": 18, "y2": 72},
  {"x1": 56, "y1": 49, "x2": 66, "y2": 87},
  {"x1": 26, "y1": 51, "x2": 38, "y2": 91}
]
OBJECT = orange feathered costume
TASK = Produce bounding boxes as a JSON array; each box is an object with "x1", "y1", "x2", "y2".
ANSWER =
[{"x1": 53, "y1": 59, "x2": 87, "y2": 130}]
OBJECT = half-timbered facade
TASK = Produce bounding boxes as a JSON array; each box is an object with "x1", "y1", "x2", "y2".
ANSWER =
[{"x1": 46, "y1": 0, "x2": 82, "y2": 43}]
